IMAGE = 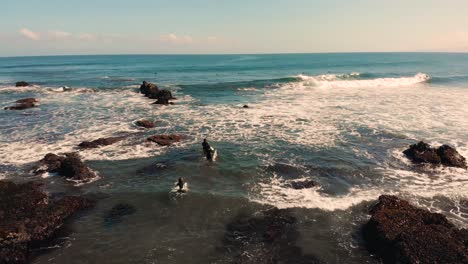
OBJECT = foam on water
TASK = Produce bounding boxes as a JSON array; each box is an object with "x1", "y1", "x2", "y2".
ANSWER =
[{"x1": 297, "y1": 73, "x2": 431, "y2": 88}]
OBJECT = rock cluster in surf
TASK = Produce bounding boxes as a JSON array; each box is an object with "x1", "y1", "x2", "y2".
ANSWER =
[
  {"x1": 147, "y1": 134, "x2": 184, "y2": 146},
  {"x1": 0, "y1": 181, "x2": 92, "y2": 264},
  {"x1": 363, "y1": 195, "x2": 468, "y2": 264},
  {"x1": 15, "y1": 81, "x2": 31, "y2": 87},
  {"x1": 403, "y1": 141, "x2": 467, "y2": 169},
  {"x1": 4, "y1": 98, "x2": 38, "y2": 110},
  {"x1": 135, "y1": 119, "x2": 156, "y2": 128},
  {"x1": 78, "y1": 137, "x2": 125, "y2": 149},
  {"x1": 33, "y1": 153, "x2": 96, "y2": 182},
  {"x1": 140, "y1": 81, "x2": 175, "y2": 105}
]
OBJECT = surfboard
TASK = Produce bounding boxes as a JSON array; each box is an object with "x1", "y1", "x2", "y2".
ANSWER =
[{"x1": 171, "y1": 182, "x2": 188, "y2": 194}]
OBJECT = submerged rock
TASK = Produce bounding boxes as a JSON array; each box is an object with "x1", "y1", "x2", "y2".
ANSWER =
[
  {"x1": 103, "y1": 203, "x2": 136, "y2": 226},
  {"x1": 34, "y1": 153, "x2": 96, "y2": 182},
  {"x1": 147, "y1": 134, "x2": 184, "y2": 146},
  {"x1": 403, "y1": 141, "x2": 467, "y2": 169},
  {"x1": 223, "y1": 208, "x2": 321, "y2": 264},
  {"x1": 139, "y1": 81, "x2": 175, "y2": 105},
  {"x1": 363, "y1": 195, "x2": 468, "y2": 264},
  {"x1": 0, "y1": 181, "x2": 92, "y2": 264},
  {"x1": 15, "y1": 81, "x2": 30, "y2": 87},
  {"x1": 15, "y1": 98, "x2": 38, "y2": 104},
  {"x1": 4, "y1": 98, "x2": 38, "y2": 110},
  {"x1": 135, "y1": 119, "x2": 155, "y2": 128},
  {"x1": 289, "y1": 180, "x2": 317, "y2": 190},
  {"x1": 78, "y1": 136, "x2": 125, "y2": 149}
]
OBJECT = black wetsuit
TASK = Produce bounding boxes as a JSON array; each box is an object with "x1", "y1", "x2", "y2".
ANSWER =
[
  {"x1": 202, "y1": 141, "x2": 212, "y2": 161},
  {"x1": 176, "y1": 179, "x2": 184, "y2": 190}
]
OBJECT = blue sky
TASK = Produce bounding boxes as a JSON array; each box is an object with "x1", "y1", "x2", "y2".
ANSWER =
[{"x1": 1, "y1": 0, "x2": 468, "y2": 56}]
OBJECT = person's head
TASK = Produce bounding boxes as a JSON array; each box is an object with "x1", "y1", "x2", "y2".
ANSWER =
[
  {"x1": 178, "y1": 177, "x2": 183, "y2": 182},
  {"x1": 203, "y1": 138, "x2": 207, "y2": 143}
]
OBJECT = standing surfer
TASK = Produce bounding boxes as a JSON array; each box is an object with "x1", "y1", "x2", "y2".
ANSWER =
[
  {"x1": 202, "y1": 139, "x2": 213, "y2": 161},
  {"x1": 176, "y1": 177, "x2": 185, "y2": 191}
]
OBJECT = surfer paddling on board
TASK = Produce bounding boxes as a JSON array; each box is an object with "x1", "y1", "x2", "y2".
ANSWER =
[{"x1": 202, "y1": 138, "x2": 213, "y2": 161}]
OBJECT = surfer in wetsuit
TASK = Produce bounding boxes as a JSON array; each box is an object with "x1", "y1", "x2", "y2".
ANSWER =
[
  {"x1": 202, "y1": 139, "x2": 213, "y2": 161},
  {"x1": 176, "y1": 177, "x2": 184, "y2": 191}
]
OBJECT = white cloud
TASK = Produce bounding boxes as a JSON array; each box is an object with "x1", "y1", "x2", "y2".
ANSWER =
[
  {"x1": 48, "y1": 31, "x2": 72, "y2": 39},
  {"x1": 159, "y1": 33, "x2": 193, "y2": 44},
  {"x1": 19, "y1": 28, "x2": 40, "y2": 40},
  {"x1": 78, "y1": 33, "x2": 98, "y2": 41}
]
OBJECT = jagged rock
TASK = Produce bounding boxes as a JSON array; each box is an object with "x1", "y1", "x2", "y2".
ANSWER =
[
  {"x1": 403, "y1": 141, "x2": 467, "y2": 169},
  {"x1": 289, "y1": 180, "x2": 317, "y2": 190},
  {"x1": 34, "y1": 153, "x2": 96, "y2": 182},
  {"x1": 363, "y1": 195, "x2": 468, "y2": 264},
  {"x1": 15, "y1": 98, "x2": 38, "y2": 104},
  {"x1": 135, "y1": 120, "x2": 155, "y2": 128},
  {"x1": 78, "y1": 137, "x2": 124, "y2": 149},
  {"x1": 139, "y1": 81, "x2": 175, "y2": 105},
  {"x1": 4, "y1": 102, "x2": 36, "y2": 111},
  {"x1": 224, "y1": 208, "x2": 321, "y2": 264},
  {"x1": 15, "y1": 81, "x2": 30, "y2": 87},
  {"x1": 147, "y1": 134, "x2": 184, "y2": 146},
  {"x1": 0, "y1": 181, "x2": 92, "y2": 264}
]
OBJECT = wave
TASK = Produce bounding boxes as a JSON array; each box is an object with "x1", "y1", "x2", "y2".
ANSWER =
[
  {"x1": 296, "y1": 72, "x2": 431, "y2": 88},
  {"x1": 0, "y1": 85, "x2": 96, "y2": 93}
]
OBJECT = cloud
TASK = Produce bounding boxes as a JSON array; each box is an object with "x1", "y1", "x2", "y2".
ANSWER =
[
  {"x1": 48, "y1": 31, "x2": 72, "y2": 39},
  {"x1": 159, "y1": 33, "x2": 193, "y2": 44},
  {"x1": 78, "y1": 33, "x2": 98, "y2": 41},
  {"x1": 19, "y1": 28, "x2": 40, "y2": 40}
]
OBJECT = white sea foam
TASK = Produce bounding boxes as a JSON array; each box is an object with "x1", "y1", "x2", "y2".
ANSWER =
[{"x1": 297, "y1": 73, "x2": 431, "y2": 88}]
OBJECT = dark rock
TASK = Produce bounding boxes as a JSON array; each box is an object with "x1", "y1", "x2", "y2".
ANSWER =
[
  {"x1": 403, "y1": 141, "x2": 466, "y2": 169},
  {"x1": 34, "y1": 153, "x2": 96, "y2": 182},
  {"x1": 223, "y1": 208, "x2": 321, "y2": 264},
  {"x1": 4, "y1": 102, "x2": 36, "y2": 111},
  {"x1": 243, "y1": 105, "x2": 249, "y2": 108},
  {"x1": 139, "y1": 81, "x2": 175, "y2": 105},
  {"x1": 135, "y1": 120, "x2": 155, "y2": 128},
  {"x1": 15, "y1": 81, "x2": 30, "y2": 87},
  {"x1": 103, "y1": 203, "x2": 136, "y2": 226},
  {"x1": 15, "y1": 98, "x2": 38, "y2": 104},
  {"x1": 289, "y1": 180, "x2": 317, "y2": 190},
  {"x1": 0, "y1": 181, "x2": 92, "y2": 264},
  {"x1": 363, "y1": 195, "x2": 468, "y2": 264},
  {"x1": 147, "y1": 134, "x2": 184, "y2": 146},
  {"x1": 78, "y1": 137, "x2": 124, "y2": 149}
]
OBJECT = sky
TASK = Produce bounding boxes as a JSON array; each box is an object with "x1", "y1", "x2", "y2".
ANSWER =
[{"x1": 1, "y1": 0, "x2": 468, "y2": 56}]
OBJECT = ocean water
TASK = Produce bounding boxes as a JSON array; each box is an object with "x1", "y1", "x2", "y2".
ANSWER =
[{"x1": 0, "y1": 53, "x2": 468, "y2": 263}]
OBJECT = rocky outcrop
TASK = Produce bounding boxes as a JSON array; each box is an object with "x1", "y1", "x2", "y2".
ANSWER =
[
  {"x1": 78, "y1": 137, "x2": 124, "y2": 149},
  {"x1": 403, "y1": 141, "x2": 467, "y2": 169},
  {"x1": 4, "y1": 99, "x2": 38, "y2": 110},
  {"x1": 224, "y1": 208, "x2": 321, "y2": 264},
  {"x1": 243, "y1": 105, "x2": 249, "y2": 108},
  {"x1": 147, "y1": 134, "x2": 184, "y2": 146},
  {"x1": 15, "y1": 81, "x2": 30, "y2": 87},
  {"x1": 0, "y1": 181, "x2": 92, "y2": 264},
  {"x1": 33, "y1": 153, "x2": 96, "y2": 182},
  {"x1": 135, "y1": 120, "x2": 155, "y2": 128},
  {"x1": 363, "y1": 195, "x2": 468, "y2": 264},
  {"x1": 289, "y1": 180, "x2": 317, "y2": 190},
  {"x1": 139, "y1": 81, "x2": 175, "y2": 105}
]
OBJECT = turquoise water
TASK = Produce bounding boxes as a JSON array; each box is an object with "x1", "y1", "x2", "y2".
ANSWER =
[{"x1": 1, "y1": 53, "x2": 467, "y2": 263}]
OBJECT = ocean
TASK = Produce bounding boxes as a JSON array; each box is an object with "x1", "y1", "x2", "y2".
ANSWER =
[{"x1": 0, "y1": 53, "x2": 467, "y2": 263}]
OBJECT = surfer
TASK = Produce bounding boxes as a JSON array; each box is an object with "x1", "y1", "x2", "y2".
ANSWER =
[
  {"x1": 202, "y1": 138, "x2": 213, "y2": 161},
  {"x1": 176, "y1": 177, "x2": 184, "y2": 191}
]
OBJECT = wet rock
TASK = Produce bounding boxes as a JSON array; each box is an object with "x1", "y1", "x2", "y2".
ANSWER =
[
  {"x1": 15, "y1": 81, "x2": 30, "y2": 87},
  {"x1": 139, "y1": 81, "x2": 175, "y2": 105},
  {"x1": 135, "y1": 119, "x2": 155, "y2": 128},
  {"x1": 147, "y1": 134, "x2": 184, "y2": 146},
  {"x1": 363, "y1": 195, "x2": 468, "y2": 264},
  {"x1": 403, "y1": 141, "x2": 467, "y2": 169},
  {"x1": 223, "y1": 208, "x2": 321, "y2": 264},
  {"x1": 289, "y1": 180, "x2": 317, "y2": 190},
  {"x1": 34, "y1": 153, "x2": 96, "y2": 182},
  {"x1": 103, "y1": 203, "x2": 136, "y2": 226},
  {"x1": 15, "y1": 98, "x2": 38, "y2": 104},
  {"x1": 78, "y1": 137, "x2": 124, "y2": 149},
  {"x1": 243, "y1": 105, "x2": 249, "y2": 108},
  {"x1": 0, "y1": 181, "x2": 92, "y2": 264},
  {"x1": 4, "y1": 102, "x2": 36, "y2": 110}
]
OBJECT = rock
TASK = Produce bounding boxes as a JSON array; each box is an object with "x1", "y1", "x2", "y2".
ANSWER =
[
  {"x1": 403, "y1": 141, "x2": 467, "y2": 169},
  {"x1": 139, "y1": 81, "x2": 175, "y2": 105},
  {"x1": 15, "y1": 81, "x2": 30, "y2": 87},
  {"x1": 78, "y1": 137, "x2": 124, "y2": 149},
  {"x1": 363, "y1": 195, "x2": 468, "y2": 264},
  {"x1": 135, "y1": 120, "x2": 155, "y2": 128},
  {"x1": 15, "y1": 98, "x2": 38, "y2": 104},
  {"x1": 289, "y1": 180, "x2": 317, "y2": 190},
  {"x1": 103, "y1": 203, "x2": 136, "y2": 226},
  {"x1": 147, "y1": 134, "x2": 184, "y2": 146},
  {"x1": 0, "y1": 181, "x2": 92, "y2": 264},
  {"x1": 34, "y1": 153, "x2": 96, "y2": 182},
  {"x1": 243, "y1": 105, "x2": 249, "y2": 108},
  {"x1": 4, "y1": 102, "x2": 36, "y2": 111},
  {"x1": 224, "y1": 208, "x2": 321, "y2": 264}
]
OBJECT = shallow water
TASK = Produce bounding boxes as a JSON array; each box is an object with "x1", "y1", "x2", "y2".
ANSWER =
[{"x1": 1, "y1": 53, "x2": 467, "y2": 263}]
